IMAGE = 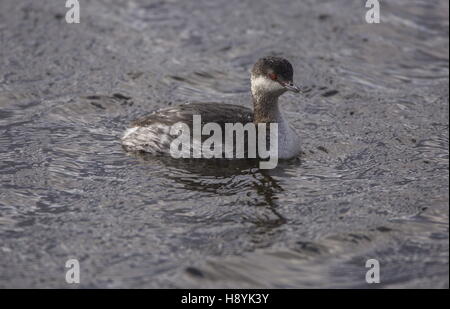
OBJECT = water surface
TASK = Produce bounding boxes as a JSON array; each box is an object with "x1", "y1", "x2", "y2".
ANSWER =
[{"x1": 0, "y1": 0, "x2": 448, "y2": 288}]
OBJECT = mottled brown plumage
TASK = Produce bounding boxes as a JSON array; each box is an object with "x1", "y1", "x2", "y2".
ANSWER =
[{"x1": 131, "y1": 102, "x2": 253, "y2": 129}]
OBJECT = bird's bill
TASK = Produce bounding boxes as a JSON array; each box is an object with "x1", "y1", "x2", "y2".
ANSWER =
[{"x1": 283, "y1": 82, "x2": 301, "y2": 93}]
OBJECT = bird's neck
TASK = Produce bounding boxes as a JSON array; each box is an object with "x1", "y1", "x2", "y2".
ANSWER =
[{"x1": 252, "y1": 92, "x2": 282, "y2": 124}]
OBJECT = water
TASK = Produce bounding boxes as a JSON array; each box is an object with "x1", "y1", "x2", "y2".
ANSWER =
[{"x1": 0, "y1": 0, "x2": 448, "y2": 288}]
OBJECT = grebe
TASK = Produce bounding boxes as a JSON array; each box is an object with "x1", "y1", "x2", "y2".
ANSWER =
[{"x1": 122, "y1": 56, "x2": 301, "y2": 159}]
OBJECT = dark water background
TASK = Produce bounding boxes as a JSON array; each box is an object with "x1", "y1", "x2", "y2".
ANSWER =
[{"x1": 0, "y1": 0, "x2": 448, "y2": 288}]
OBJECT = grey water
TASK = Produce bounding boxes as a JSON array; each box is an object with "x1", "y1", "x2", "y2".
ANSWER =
[{"x1": 0, "y1": 0, "x2": 448, "y2": 288}]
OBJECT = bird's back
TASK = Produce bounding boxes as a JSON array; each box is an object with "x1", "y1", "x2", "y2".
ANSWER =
[{"x1": 122, "y1": 102, "x2": 254, "y2": 155}]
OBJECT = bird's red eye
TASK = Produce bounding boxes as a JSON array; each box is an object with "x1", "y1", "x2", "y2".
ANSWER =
[{"x1": 268, "y1": 73, "x2": 278, "y2": 80}]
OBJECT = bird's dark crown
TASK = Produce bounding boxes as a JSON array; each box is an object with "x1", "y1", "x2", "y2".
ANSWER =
[{"x1": 251, "y1": 56, "x2": 294, "y2": 82}]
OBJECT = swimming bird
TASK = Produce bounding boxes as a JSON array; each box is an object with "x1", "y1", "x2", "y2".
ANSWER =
[{"x1": 122, "y1": 56, "x2": 301, "y2": 159}]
